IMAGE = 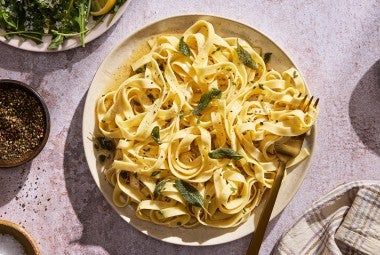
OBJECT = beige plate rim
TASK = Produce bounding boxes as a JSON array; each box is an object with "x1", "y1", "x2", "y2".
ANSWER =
[{"x1": 82, "y1": 14, "x2": 316, "y2": 246}]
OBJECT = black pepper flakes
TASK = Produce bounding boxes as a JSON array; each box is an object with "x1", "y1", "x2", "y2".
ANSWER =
[{"x1": 0, "y1": 87, "x2": 46, "y2": 161}]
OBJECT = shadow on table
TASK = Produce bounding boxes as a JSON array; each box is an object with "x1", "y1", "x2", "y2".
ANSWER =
[
  {"x1": 0, "y1": 26, "x2": 116, "y2": 211},
  {"x1": 63, "y1": 94, "x2": 177, "y2": 254},
  {"x1": 349, "y1": 60, "x2": 380, "y2": 156},
  {"x1": 63, "y1": 94, "x2": 282, "y2": 254},
  {"x1": 0, "y1": 163, "x2": 31, "y2": 208}
]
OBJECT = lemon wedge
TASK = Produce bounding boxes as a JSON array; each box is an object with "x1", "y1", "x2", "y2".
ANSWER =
[{"x1": 91, "y1": 0, "x2": 116, "y2": 16}]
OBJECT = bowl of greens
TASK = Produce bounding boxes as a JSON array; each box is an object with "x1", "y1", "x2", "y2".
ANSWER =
[{"x1": 0, "y1": 0, "x2": 130, "y2": 52}]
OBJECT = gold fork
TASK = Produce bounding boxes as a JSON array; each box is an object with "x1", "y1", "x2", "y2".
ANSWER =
[{"x1": 246, "y1": 95, "x2": 319, "y2": 255}]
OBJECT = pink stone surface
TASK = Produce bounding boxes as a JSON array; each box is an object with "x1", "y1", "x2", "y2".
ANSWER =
[{"x1": 0, "y1": 0, "x2": 379, "y2": 254}]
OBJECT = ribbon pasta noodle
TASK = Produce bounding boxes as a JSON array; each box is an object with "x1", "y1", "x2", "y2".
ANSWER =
[{"x1": 95, "y1": 20, "x2": 318, "y2": 228}]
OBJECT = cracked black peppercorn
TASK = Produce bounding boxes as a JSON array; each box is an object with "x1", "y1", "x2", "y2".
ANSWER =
[{"x1": 0, "y1": 87, "x2": 45, "y2": 161}]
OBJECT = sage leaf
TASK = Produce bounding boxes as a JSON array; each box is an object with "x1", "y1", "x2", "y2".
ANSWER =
[
  {"x1": 96, "y1": 137, "x2": 115, "y2": 151},
  {"x1": 174, "y1": 179, "x2": 204, "y2": 208},
  {"x1": 151, "y1": 126, "x2": 162, "y2": 145},
  {"x1": 208, "y1": 148, "x2": 243, "y2": 160},
  {"x1": 154, "y1": 179, "x2": 168, "y2": 198},
  {"x1": 237, "y1": 39, "x2": 258, "y2": 69},
  {"x1": 191, "y1": 88, "x2": 222, "y2": 115},
  {"x1": 178, "y1": 36, "x2": 191, "y2": 57},
  {"x1": 151, "y1": 170, "x2": 161, "y2": 177},
  {"x1": 263, "y1": 52, "x2": 272, "y2": 64}
]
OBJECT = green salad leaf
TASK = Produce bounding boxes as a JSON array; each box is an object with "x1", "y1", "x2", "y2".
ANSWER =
[{"x1": 0, "y1": 0, "x2": 128, "y2": 49}]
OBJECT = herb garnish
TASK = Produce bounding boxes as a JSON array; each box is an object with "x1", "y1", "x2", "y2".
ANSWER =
[
  {"x1": 174, "y1": 179, "x2": 204, "y2": 208},
  {"x1": 153, "y1": 179, "x2": 168, "y2": 198},
  {"x1": 208, "y1": 148, "x2": 243, "y2": 160},
  {"x1": 293, "y1": 70, "x2": 298, "y2": 78},
  {"x1": 151, "y1": 126, "x2": 162, "y2": 145},
  {"x1": 237, "y1": 39, "x2": 258, "y2": 69},
  {"x1": 179, "y1": 110, "x2": 184, "y2": 119},
  {"x1": 96, "y1": 137, "x2": 115, "y2": 151},
  {"x1": 98, "y1": 154, "x2": 107, "y2": 162},
  {"x1": 178, "y1": 36, "x2": 191, "y2": 57},
  {"x1": 151, "y1": 170, "x2": 161, "y2": 177},
  {"x1": 191, "y1": 88, "x2": 222, "y2": 115},
  {"x1": 135, "y1": 65, "x2": 146, "y2": 74},
  {"x1": 211, "y1": 46, "x2": 221, "y2": 54},
  {"x1": 263, "y1": 52, "x2": 272, "y2": 64}
]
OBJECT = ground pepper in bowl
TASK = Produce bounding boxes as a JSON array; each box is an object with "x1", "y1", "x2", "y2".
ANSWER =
[{"x1": 0, "y1": 80, "x2": 50, "y2": 167}]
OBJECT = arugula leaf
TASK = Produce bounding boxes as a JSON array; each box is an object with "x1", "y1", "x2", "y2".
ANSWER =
[
  {"x1": 48, "y1": 34, "x2": 65, "y2": 49},
  {"x1": 208, "y1": 148, "x2": 243, "y2": 160},
  {"x1": 237, "y1": 39, "x2": 258, "y2": 69},
  {"x1": 191, "y1": 88, "x2": 222, "y2": 115},
  {"x1": 113, "y1": 0, "x2": 128, "y2": 13},
  {"x1": 178, "y1": 36, "x2": 191, "y2": 57},
  {"x1": 151, "y1": 126, "x2": 162, "y2": 145},
  {"x1": 0, "y1": 8, "x2": 17, "y2": 30},
  {"x1": 174, "y1": 179, "x2": 204, "y2": 208},
  {"x1": 0, "y1": 0, "x2": 127, "y2": 48},
  {"x1": 74, "y1": 2, "x2": 89, "y2": 47}
]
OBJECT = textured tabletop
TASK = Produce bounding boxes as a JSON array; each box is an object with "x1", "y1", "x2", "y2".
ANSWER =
[{"x1": 0, "y1": 0, "x2": 379, "y2": 254}]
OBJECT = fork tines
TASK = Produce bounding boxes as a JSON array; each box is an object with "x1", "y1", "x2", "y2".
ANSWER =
[{"x1": 297, "y1": 93, "x2": 319, "y2": 112}]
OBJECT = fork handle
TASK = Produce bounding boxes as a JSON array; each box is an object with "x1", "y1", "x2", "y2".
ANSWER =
[{"x1": 246, "y1": 161, "x2": 286, "y2": 255}]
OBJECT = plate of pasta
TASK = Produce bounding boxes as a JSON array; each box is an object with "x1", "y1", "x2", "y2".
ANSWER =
[{"x1": 83, "y1": 15, "x2": 318, "y2": 245}]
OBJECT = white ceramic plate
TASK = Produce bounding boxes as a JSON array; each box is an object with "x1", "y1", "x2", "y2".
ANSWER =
[
  {"x1": 82, "y1": 15, "x2": 316, "y2": 246},
  {"x1": 0, "y1": 1, "x2": 130, "y2": 52}
]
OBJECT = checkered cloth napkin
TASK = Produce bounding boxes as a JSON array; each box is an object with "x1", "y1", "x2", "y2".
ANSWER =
[{"x1": 272, "y1": 180, "x2": 380, "y2": 255}]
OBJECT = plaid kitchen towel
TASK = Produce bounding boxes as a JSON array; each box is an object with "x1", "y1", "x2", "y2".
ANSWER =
[{"x1": 272, "y1": 180, "x2": 380, "y2": 255}]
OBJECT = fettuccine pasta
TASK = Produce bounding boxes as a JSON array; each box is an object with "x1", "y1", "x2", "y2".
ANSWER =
[{"x1": 95, "y1": 20, "x2": 318, "y2": 228}]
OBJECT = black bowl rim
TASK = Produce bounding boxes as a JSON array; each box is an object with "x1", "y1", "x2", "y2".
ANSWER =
[{"x1": 0, "y1": 79, "x2": 50, "y2": 168}]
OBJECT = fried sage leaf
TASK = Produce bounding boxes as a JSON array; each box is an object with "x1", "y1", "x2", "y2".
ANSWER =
[
  {"x1": 154, "y1": 179, "x2": 169, "y2": 198},
  {"x1": 151, "y1": 126, "x2": 162, "y2": 145},
  {"x1": 237, "y1": 39, "x2": 258, "y2": 69},
  {"x1": 208, "y1": 148, "x2": 243, "y2": 160},
  {"x1": 191, "y1": 88, "x2": 222, "y2": 115},
  {"x1": 263, "y1": 52, "x2": 272, "y2": 64},
  {"x1": 178, "y1": 36, "x2": 191, "y2": 57},
  {"x1": 174, "y1": 179, "x2": 204, "y2": 208},
  {"x1": 96, "y1": 137, "x2": 115, "y2": 151}
]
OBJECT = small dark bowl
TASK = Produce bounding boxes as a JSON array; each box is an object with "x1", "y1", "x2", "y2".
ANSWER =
[
  {"x1": 0, "y1": 79, "x2": 50, "y2": 168},
  {"x1": 0, "y1": 219, "x2": 40, "y2": 255}
]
